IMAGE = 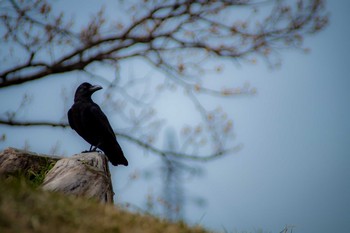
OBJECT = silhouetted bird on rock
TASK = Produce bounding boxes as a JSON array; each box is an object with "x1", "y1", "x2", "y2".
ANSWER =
[{"x1": 68, "y1": 82, "x2": 128, "y2": 166}]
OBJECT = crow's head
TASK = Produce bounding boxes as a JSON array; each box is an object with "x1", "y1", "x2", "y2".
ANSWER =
[{"x1": 74, "y1": 82, "x2": 102, "y2": 102}]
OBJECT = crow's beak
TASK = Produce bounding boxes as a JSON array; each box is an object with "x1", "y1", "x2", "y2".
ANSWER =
[{"x1": 89, "y1": 85, "x2": 103, "y2": 93}]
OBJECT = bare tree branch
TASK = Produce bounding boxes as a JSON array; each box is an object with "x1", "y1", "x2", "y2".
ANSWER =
[
  {"x1": 0, "y1": 118, "x2": 240, "y2": 161},
  {"x1": 0, "y1": 0, "x2": 328, "y2": 87},
  {"x1": 0, "y1": 0, "x2": 328, "y2": 161},
  {"x1": 0, "y1": 119, "x2": 69, "y2": 128}
]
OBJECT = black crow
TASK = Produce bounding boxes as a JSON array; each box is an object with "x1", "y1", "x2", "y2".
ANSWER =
[{"x1": 68, "y1": 82, "x2": 128, "y2": 166}]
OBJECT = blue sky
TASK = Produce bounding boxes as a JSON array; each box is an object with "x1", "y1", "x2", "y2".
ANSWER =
[
  {"x1": 191, "y1": 1, "x2": 350, "y2": 232},
  {"x1": 1, "y1": 1, "x2": 349, "y2": 233}
]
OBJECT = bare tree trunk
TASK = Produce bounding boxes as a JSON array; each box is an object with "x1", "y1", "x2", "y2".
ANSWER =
[
  {"x1": 42, "y1": 152, "x2": 114, "y2": 203},
  {"x1": 0, "y1": 147, "x2": 114, "y2": 204}
]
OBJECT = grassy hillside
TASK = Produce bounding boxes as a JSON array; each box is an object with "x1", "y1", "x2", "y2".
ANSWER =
[{"x1": 0, "y1": 178, "x2": 210, "y2": 233}]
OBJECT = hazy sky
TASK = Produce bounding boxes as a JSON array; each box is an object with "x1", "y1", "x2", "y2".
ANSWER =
[
  {"x1": 1, "y1": 1, "x2": 349, "y2": 233},
  {"x1": 188, "y1": 2, "x2": 350, "y2": 232}
]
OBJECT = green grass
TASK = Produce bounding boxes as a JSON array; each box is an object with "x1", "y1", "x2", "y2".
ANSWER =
[
  {"x1": 25, "y1": 158, "x2": 57, "y2": 187},
  {"x1": 0, "y1": 178, "x2": 210, "y2": 233},
  {"x1": 4, "y1": 155, "x2": 58, "y2": 188}
]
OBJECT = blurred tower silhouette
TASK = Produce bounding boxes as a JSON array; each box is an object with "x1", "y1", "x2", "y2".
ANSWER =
[{"x1": 161, "y1": 128, "x2": 184, "y2": 221}]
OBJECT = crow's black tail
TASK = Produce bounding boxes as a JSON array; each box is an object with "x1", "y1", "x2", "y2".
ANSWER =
[{"x1": 101, "y1": 141, "x2": 128, "y2": 166}]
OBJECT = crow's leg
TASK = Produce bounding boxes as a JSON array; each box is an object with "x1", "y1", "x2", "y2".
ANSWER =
[
  {"x1": 81, "y1": 145, "x2": 95, "y2": 153},
  {"x1": 90, "y1": 145, "x2": 97, "y2": 151},
  {"x1": 91, "y1": 143, "x2": 103, "y2": 153}
]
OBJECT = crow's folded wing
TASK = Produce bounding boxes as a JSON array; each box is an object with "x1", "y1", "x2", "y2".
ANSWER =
[
  {"x1": 67, "y1": 108, "x2": 76, "y2": 130},
  {"x1": 82, "y1": 103, "x2": 117, "y2": 141}
]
